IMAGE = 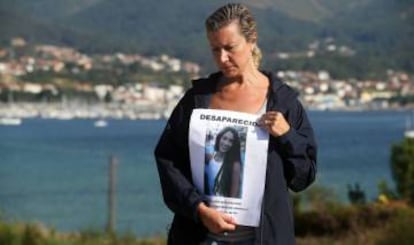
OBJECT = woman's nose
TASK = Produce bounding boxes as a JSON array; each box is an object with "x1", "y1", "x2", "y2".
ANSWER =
[{"x1": 219, "y1": 50, "x2": 229, "y2": 63}]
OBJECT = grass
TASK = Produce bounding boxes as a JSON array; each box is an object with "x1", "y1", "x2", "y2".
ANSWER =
[
  {"x1": 1, "y1": 198, "x2": 414, "y2": 244},
  {"x1": 0, "y1": 221, "x2": 166, "y2": 245}
]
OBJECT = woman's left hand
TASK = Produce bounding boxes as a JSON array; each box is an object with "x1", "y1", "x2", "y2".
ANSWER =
[{"x1": 259, "y1": 111, "x2": 290, "y2": 137}]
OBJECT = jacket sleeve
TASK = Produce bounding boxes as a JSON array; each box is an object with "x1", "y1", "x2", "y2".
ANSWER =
[
  {"x1": 154, "y1": 90, "x2": 206, "y2": 222},
  {"x1": 277, "y1": 99, "x2": 317, "y2": 192}
]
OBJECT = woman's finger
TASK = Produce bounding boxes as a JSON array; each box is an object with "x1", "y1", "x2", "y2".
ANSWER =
[
  {"x1": 222, "y1": 213, "x2": 236, "y2": 225},
  {"x1": 259, "y1": 111, "x2": 290, "y2": 136},
  {"x1": 220, "y1": 214, "x2": 236, "y2": 230}
]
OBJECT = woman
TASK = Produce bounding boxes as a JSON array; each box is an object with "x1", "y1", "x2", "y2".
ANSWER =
[
  {"x1": 155, "y1": 3, "x2": 317, "y2": 244},
  {"x1": 204, "y1": 127, "x2": 242, "y2": 198}
]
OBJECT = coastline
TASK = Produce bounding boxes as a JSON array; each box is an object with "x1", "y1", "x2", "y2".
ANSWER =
[
  {"x1": 0, "y1": 102, "x2": 175, "y2": 121},
  {"x1": 1, "y1": 102, "x2": 412, "y2": 122}
]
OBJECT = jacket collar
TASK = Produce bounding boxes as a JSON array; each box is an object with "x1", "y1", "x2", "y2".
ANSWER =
[
  {"x1": 191, "y1": 70, "x2": 284, "y2": 92},
  {"x1": 261, "y1": 70, "x2": 284, "y2": 93}
]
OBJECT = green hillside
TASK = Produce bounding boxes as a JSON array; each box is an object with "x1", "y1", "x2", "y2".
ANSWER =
[{"x1": 0, "y1": 0, "x2": 413, "y2": 78}]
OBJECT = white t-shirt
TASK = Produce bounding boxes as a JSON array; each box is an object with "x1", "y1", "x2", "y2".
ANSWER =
[{"x1": 205, "y1": 153, "x2": 223, "y2": 195}]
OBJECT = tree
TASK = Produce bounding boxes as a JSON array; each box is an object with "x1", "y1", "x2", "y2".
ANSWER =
[{"x1": 390, "y1": 137, "x2": 414, "y2": 204}]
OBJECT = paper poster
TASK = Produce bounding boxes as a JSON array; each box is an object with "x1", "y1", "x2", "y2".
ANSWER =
[{"x1": 189, "y1": 109, "x2": 269, "y2": 226}]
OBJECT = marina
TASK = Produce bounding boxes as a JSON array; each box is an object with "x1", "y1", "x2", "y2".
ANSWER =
[{"x1": 0, "y1": 102, "x2": 173, "y2": 121}]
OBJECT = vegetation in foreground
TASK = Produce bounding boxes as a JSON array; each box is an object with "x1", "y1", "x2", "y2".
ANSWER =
[
  {"x1": 0, "y1": 220, "x2": 166, "y2": 245},
  {"x1": 2, "y1": 197, "x2": 414, "y2": 245}
]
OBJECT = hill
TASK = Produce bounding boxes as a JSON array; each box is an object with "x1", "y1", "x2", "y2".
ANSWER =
[{"x1": 0, "y1": 0, "x2": 413, "y2": 78}]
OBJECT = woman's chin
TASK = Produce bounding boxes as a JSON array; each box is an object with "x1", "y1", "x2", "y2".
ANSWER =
[{"x1": 221, "y1": 69, "x2": 240, "y2": 78}]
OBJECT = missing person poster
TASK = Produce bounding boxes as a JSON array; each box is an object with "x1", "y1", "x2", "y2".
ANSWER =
[{"x1": 189, "y1": 109, "x2": 269, "y2": 227}]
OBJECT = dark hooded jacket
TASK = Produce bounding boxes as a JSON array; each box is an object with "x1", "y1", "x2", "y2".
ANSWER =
[{"x1": 154, "y1": 71, "x2": 317, "y2": 244}]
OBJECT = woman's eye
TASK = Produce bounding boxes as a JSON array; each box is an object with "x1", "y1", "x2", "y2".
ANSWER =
[{"x1": 212, "y1": 48, "x2": 220, "y2": 53}]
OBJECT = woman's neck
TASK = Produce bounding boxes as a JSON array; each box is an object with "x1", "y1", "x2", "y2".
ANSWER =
[
  {"x1": 214, "y1": 151, "x2": 225, "y2": 162},
  {"x1": 210, "y1": 68, "x2": 269, "y2": 113},
  {"x1": 220, "y1": 69, "x2": 267, "y2": 90}
]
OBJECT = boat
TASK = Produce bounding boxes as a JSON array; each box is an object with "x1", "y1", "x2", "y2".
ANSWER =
[
  {"x1": 94, "y1": 119, "x2": 108, "y2": 127},
  {"x1": 0, "y1": 117, "x2": 22, "y2": 126},
  {"x1": 404, "y1": 130, "x2": 414, "y2": 138},
  {"x1": 405, "y1": 111, "x2": 414, "y2": 138}
]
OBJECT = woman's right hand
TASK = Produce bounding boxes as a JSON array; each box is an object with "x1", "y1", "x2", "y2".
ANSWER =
[{"x1": 197, "y1": 202, "x2": 236, "y2": 234}]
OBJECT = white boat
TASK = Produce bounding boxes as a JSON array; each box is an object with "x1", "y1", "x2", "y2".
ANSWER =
[
  {"x1": 405, "y1": 130, "x2": 414, "y2": 138},
  {"x1": 405, "y1": 112, "x2": 414, "y2": 138},
  {"x1": 94, "y1": 119, "x2": 108, "y2": 127},
  {"x1": 0, "y1": 118, "x2": 22, "y2": 126}
]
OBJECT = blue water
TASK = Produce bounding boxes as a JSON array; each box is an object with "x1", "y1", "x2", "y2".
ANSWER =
[{"x1": 0, "y1": 110, "x2": 408, "y2": 237}]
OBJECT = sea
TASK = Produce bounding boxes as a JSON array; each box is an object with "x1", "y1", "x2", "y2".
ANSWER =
[{"x1": 0, "y1": 110, "x2": 409, "y2": 237}]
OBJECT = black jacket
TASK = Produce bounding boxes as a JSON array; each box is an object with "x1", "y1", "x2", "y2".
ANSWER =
[{"x1": 154, "y1": 71, "x2": 317, "y2": 244}]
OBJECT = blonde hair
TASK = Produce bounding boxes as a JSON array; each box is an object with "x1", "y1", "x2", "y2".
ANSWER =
[{"x1": 205, "y1": 3, "x2": 262, "y2": 68}]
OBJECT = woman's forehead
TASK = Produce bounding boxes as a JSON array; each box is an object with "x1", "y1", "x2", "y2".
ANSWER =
[
  {"x1": 222, "y1": 131, "x2": 235, "y2": 138},
  {"x1": 207, "y1": 22, "x2": 243, "y2": 44}
]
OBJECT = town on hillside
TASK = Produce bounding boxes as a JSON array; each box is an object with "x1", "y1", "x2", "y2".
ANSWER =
[{"x1": 0, "y1": 38, "x2": 413, "y2": 121}]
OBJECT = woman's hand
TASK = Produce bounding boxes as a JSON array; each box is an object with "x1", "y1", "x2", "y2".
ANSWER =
[
  {"x1": 259, "y1": 111, "x2": 290, "y2": 137},
  {"x1": 197, "y1": 202, "x2": 236, "y2": 234}
]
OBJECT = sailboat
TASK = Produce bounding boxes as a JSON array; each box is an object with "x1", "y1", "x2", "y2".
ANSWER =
[
  {"x1": 94, "y1": 119, "x2": 108, "y2": 127},
  {"x1": 0, "y1": 90, "x2": 22, "y2": 126},
  {"x1": 0, "y1": 117, "x2": 22, "y2": 126},
  {"x1": 404, "y1": 111, "x2": 414, "y2": 138}
]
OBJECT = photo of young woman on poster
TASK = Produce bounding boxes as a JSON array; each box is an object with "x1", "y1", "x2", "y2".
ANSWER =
[{"x1": 204, "y1": 126, "x2": 246, "y2": 198}]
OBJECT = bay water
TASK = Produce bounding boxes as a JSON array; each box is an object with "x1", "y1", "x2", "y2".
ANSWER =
[{"x1": 0, "y1": 110, "x2": 408, "y2": 237}]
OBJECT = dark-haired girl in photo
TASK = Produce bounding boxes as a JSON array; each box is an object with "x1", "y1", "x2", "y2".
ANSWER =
[{"x1": 205, "y1": 127, "x2": 242, "y2": 198}]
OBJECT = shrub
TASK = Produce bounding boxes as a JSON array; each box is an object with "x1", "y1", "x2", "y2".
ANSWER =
[
  {"x1": 377, "y1": 208, "x2": 414, "y2": 245},
  {"x1": 390, "y1": 138, "x2": 414, "y2": 204},
  {"x1": 295, "y1": 204, "x2": 396, "y2": 237},
  {"x1": 0, "y1": 222, "x2": 21, "y2": 245}
]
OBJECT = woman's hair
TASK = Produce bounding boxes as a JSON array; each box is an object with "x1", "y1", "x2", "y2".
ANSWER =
[
  {"x1": 205, "y1": 3, "x2": 262, "y2": 68},
  {"x1": 213, "y1": 127, "x2": 242, "y2": 197}
]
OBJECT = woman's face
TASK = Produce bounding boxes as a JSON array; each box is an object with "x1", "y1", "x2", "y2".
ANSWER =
[
  {"x1": 207, "y1": 21, "x2": 254, "y2": 78},
  {"x1": 219, "y1": 131, "x2": 235, "y2": 153}
]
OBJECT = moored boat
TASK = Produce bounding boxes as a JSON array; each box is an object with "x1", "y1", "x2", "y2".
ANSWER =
[{"x1": 0, "y1": 117, "x2": 22, "y2": 126}]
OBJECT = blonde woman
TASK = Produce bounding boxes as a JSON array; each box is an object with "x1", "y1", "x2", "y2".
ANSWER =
[{"x1": 155, "y1": 3, "x2": 317, "y2": 244}]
